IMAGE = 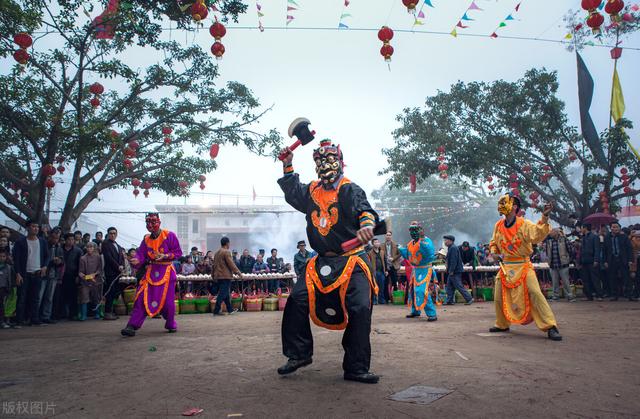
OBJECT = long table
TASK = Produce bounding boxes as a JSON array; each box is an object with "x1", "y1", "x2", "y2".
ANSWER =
[{"x1": 119, "y1": 273, "x2": 298, "y2": 294}]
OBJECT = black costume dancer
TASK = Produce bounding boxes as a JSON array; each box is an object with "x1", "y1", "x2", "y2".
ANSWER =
[{"x1": 277, "y1": 139, "x2": 380, "y2": 384}]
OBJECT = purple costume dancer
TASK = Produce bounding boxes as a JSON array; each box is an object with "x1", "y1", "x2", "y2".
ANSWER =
[{"x1": 121, "y1": 213, "x2": 182, "y2": 337}]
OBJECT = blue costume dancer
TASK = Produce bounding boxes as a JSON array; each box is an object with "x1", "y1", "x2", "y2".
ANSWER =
[{"x1": 399, "y1": 223, "x2": 437, "y2": 321}]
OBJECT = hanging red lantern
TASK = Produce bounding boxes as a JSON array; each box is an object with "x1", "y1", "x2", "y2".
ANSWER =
[
  {"x1": 110, "y1": 130, "x2": 119, "y2": 139},
  {"x1": 529, "y1": 192, "x2": 539, "y2": 200},
  {"x1": 133, "y1": 188, "x2": 140, "y2": 198},
  {"x1": 90, "y1": 97, "x2": 101, "y2": 108},
  {"x1": 43, "y1": 164, "x2": 57, "y2": 177},
  {"x1": 143, "y1": 189, "x2": 150, "y2": 198},
  {"x1": 622, "y1": 174, "x2": 630, "y2": 181},
  {"x1": 131, "y1": 178, "x2": 141, "y2": 188},
  {"x1": 124, "y1": 147, "x2": 136, "y2": 158},
  {"x1": 89, "y1": 82, "x2": 104, "y2": 95},
  {"x1": 436, "y1": 155, "x2": 445, "y2": 162},
  {"x1": 437, "y1": 146, "x2": 445, "y2": 153},
  {"x1": 543, "y1": 165, "x2": 551, "y2": 171},
  {"x1": 178, "y1": 180, "x2": 188, "y2": 189},
  {"x1": 13, "y1": 33, "x2": 33, "y2": 49},
  {"x1": 632, "y1": 198, "x2": 638, "y2": 206},
  {"x1": 209, "y1": 20, "x2": 227, "y2": 41},
  {"x1": 486, "y1": 176, "x2": 493, "y2": 183},
  {"x1": 624, "y1": 186, "x2": 632, "y2": 194},
  {"x1": 439, "y1": 172, "x2": 448, "y2": 180},
  {"x1": 623, "y1": 180, "x2": 630, "y2": 187},
  {"x1": 380, "y1": 44, "x2": 394, "y2": 62},
  {"x1": 402, "y1": 0, "x2": 419, "y2": 14},
  {"x1": 209, "y1": 143, "x2": 220, "y2": 159},
  {"x1": 509, "y1": 173, "x2": 518, "y2": 180},
  {"x1": 438, "y1": 163, "x2": 448, "y2": 172},
  {"x1": 510, "y1": 182, "x2": 519, "y2": 189},
  {"x1": 128, "y1": 140, "x2": 139, "y2": 150},
  {"x1": 142, "y1": 180, "x2": 152, "y2": 190},
  {"x1": 110, "y1": 142, "x2": 118, "y2": 151},
  {"x1": 587, "y1": 12, "x2": 605, "y2": 33},
  {"x1": 511, "y1": 188, "x2": 520, "y2": 196},
  {"x1": 199, "y1": 183, "x2": 206, "y2": 190},
  {"x1": 581, "y1": 0, "x2": 603, "y2": 12},
  {"x1": 123, "y1": 159, "x2": 132, "y2": 169},
  {"x1": 55, "y1": 155, "x2": 65, "y2": 164},
  {"x1": 621, "y1": 167, "x2": 628, "y2": 174},
  {"x1": 522, "y1": 165, "x2": 532, "y2": 174},
  {"x1": 45, "y1": 177, "x2": 55, "y2": 189},
  {"x1": 13, "y1": 49, "x2": 30, "y2": 65},
  {"x1": 409, "y1": 173, "x2": 417, "y2": 193},
  {"x1": 605, "y1": 0, "x2": 625, "y2": 22},
  {"x1": 211, "y1": 42, "x2": 225, "y2": 60},
  {"x1": 198, "y1": 175, "x2": 207, "y2": 182},
  {"x1": 57, "y1": 165, "x2": 65, "y2": 174},
  {"x1": 164, "y1": 137, "x2": 171, "y2": 145},
  {"x1": 488, "y1": 184, "x2": 495, "y2": 191},
  {"x1": 190, "y1": 0, "x2": 208, "y2": 21},
  {"x1": 162, "y1": 126, "x2": 173, "y2": 135},
  {"x1": 378, "y1": 26, "x2": 394, "y2": 43}
]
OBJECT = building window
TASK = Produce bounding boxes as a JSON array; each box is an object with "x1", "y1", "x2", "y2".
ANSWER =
[
  {"x1": 192, "y1": 219, "x2": 199, "y2": 234},
  {"x1": 177, "y1": 216, "x2": 189, "y2": 242}
]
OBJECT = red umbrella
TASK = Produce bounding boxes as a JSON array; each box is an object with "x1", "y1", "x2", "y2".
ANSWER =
[{"x1": 582, "y1": 212, "x2": 617, "y2": 227}]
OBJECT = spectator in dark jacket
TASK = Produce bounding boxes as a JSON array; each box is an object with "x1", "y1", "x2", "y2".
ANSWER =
[
  {"x1": 12, "y1": 219, "x2": 49, "y2": 325},
  {"x1": 238, "y1": 249, "x2": 255, "y2": 274},
  {"x1": 61, "y1": 232, "x2": 83, "y2": 320},
  {"x1": 40, "y1": 227, "x2": 63, "y2": 323},
  {"x1": 604, "y1": 222, "x2": 635, "y2": 301},
  {"x1": 101, "y1": 227, "x2": 125, "y2": 320},
  {"x1": 443, "y1": 235, "x2": 473, "y2": 305},
  {"x1": 579, "y1": 223, "x2": 603, "y2": 300},
  {"x1": 266, "y1": 248, "x2": 284, "y2": 292}
]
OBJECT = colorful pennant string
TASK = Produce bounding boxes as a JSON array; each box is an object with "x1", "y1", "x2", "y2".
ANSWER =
[
  {"x1": 286, "y1": 0, "x2": 299, "y2": 25},
  {"x1": 490, "y1": 2, "x2": 523, "y2": 39},
  {"x1": 413, "y1": 0, "x2": 435, "y2": 28},
  {"x1": 451, "y1": 1, "x2": 484, "y2": 37},
  {"x1": 338, "y1": 0, "x2": 352, "y2": 29},
  {"x1": 256, "y1": 1, "x2": 264, "y2": 32}
]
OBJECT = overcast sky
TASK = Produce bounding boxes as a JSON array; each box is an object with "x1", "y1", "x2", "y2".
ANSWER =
[{"x1": 3, "y1": 0, "x2": 640, "y2": 246}]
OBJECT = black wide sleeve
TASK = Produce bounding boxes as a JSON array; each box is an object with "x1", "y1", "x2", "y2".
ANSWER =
[
  {"x1": 277, "y1": 174, "x2": 310, "y2": 214},
  {"x1": 340, "y1": 182, "x2": 379, "y2": 227}
]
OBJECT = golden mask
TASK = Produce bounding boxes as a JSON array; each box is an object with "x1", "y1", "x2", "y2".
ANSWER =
[{"x1": 498, "y1": 194, "x2": 514, "y2": 216}]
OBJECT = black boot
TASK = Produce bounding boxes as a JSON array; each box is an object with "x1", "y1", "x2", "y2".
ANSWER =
[
  {"x1": 120, "y1": 325, "x2": 136, "y2": 337},
  {"x1": 405, "y1": 313, "x2": 420, "y2": 318},
  {"x1": 344, "y1": 372, "x2": 380, "y2": 384},
  {"x1": 489, "y1": 326, "x2": 510, "y2": 333},
  {"x1": 277, "y1": 358, "x2": 312, "y2": 375},
  {"x1": 547, "y1": 326, "x2": 562, "y2": 341}
]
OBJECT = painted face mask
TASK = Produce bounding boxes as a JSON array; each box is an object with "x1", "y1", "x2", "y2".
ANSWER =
[
  {"x1": 409, "y1": 225, "x2": 423, "y2": 241},
  {"x1": 313, "y1": 139, "x2": 343, "y2": 186},
  {"x1": 145, "y1": 213, "x2": 161, "y2": 234},
  {"x1": 498, "y1": 194, "x2": 515, "y2": 216}
]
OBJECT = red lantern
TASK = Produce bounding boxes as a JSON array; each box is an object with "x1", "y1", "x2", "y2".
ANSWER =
[
  {"x1": 142, "y1": 181, "x2": 152, "y2": 190},
  {"x1": 622, "y1": 174, "x2": 630, "y2": 181},
  {"x1": 13, "y1": 49, "x2": 30, "y2": 65},
  {"x1": 623, "y1": 180, "x2": 630, "y2": 187},
  {"x1": 621, "y1": 167, "x2": 628, "y2": 174},
  {"x1": 377, "y1": 26, "x2": 394, "y2": 43},
  {"x1": 191, "y1": 0, "x2": 209, "y2": 21},
  {"x1": 511, "y1": 188, "x2": 520, "y2": 196},
  {"x1": 162, "y1": 126, "x2": 173, "y2": 135},
  {"x1": 438, "y1": 163, "x2": 448, "y2": 171},
  {"x1": 55, "y1": 155, "x2": 65, "y2": 164},
  {"x1": 128, "y1": 140, "x2": 139, "y2": 150},
  {"x1": 587, "y1": 12, "x2": 605, "y2": 33},
  {"x1": 110, "y1": 142, "x2": 118, "y2": 151},
  {"x1": 133, "y1": 189, "x2": 140, "y2": 198},
  {"x1": 13, "y1": 33, "x2": 33, "y2": 49},
  {"x1": 131, "y1": 178, "x2": 141, "y2": 187},
  {"x1": 610, "y1": 47, "x2": 623, "y2": 60},
  {"x1": 123, "y1": 159, "x2": 132, "y2": 168},
  {"x1": 57, "y1": 165, "x2": 65, "y2": 174},
  {"x1": 437, "y1": 155, "x2": 445, "y2": 162},
  {"x1": 45, "y1": 178, "x2": 55, "y2": 189},
  {"x1": 43, "y1": 164, "x2": 57, "y2": 177},
  {"x1": 522, "y1": 165, "x2": 532, "y2": 173},
  {"x1": 632, "y1": 198, "x2": 638, "y2": 206},
  {"x1": 486, "y1": 176, "x2": 493, "y2": 183},
  {"x1": 529, "y1": 192, "x2": 539, "y2": 200},
  {"x1": 164, "y1": 137, "x2": 171, "y2": 145},
  {"x1": 380, "y1": 44, "x2": 394, "y2": 62},
  {"x1": 605, "y1": 0, "x2": 624, "y2": 22},
  {"x1": 581, "y1": 0, "x2": 602, "y2": 12},
  {"x1": 488, "y1": 184, "x2": 495, "y2": 191},
  {"x1": 90, "y1": 97, "x2": 101, "y2": 108},
  {"x1": 89, "y1": 82, "x2": 104, "y2": 95},
  {"x1": 209, "y1": 143, "x2": 220, "y2": 159},
  {"x1": 110, "y1": 130, "x2": 119, "y2": 139},
  {"x1": 178, "y1": 180, "x2": 188, "y2": 189},
  {"x1": 439, "y1": 172, "x2": 448, "y2": 180},
  {"x1": 402, "y1": 0, "x2": 419, "y2": 14},
  {"x1": 624, "y1": 186, "x2": 632, "y2": 194},
  {"x1": 198, "y1": 175, "x2": 207, "y2": 182},
  {"x1": 199, "y1": 183, "x2": 206, "y2": 190},
  {"x1": 209, "y1": 21, "x2": 227, "y2": 41},
  {"x1": 509, "y1": 173, "x2": 518, "y2": 180},
  {"x1": 543, "y1": 165, "x2": 551, "y2": 171},
  {"x1": 143, "y1": 189, "x2": 150, "y2": 198},
  {"x1": 211, "y1": 42, "x2": 225, "y2": 59}
]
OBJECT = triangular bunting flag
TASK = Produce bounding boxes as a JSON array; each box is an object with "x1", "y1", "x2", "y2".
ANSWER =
[
  {"x1": 287, "y1": 6, "x2": 297, "y2": 11},
  {"x1": 339, "y1": 22, "x2": 349, "y2": 29},
  {"x1": 456, "y1": 21, "x2": 469, "y2": 28},
  {"x1": 256, "y1": 4, "x2": 262, "y2": 10},
  {"x1": 424, "y1": 0, "x2": 434, "y2": 6},
  {"x1": 287, "y1": 0, "x2": 299, "y2": 5},
  {"x1": 490, "y1": 32, "x2": 498, "y2": 38},
  {"x1": 499, "y1": 22, "x2": 507, "y2": 27},
  {"x1": 418, "y1": 10, "x2": 425, "y2": 18},
  {"x1": 515, "y1": 3, "x2": 521, "y2": 11},
  {"x1": 414, "y1": 18, "x2": 424, "y2": 25},
  {"x1": 287, "y1": 15, "x2": 294, "y2": 22},
  {"x1": 340, "y1": 13, "x2": 352, "y2": 18},
  {"x1": 344, "y1": 0, "x2": 350, "y2": 5},
  {"x1": 257, "y1": 11, "x2": 264, "y2": 17},
  {"x1": 468, "y1": 1, "x2": 483, "y2": 11},
  {"x1": 564, "y1": 33, "x2": 573, "y2": 39},
  {"x1": 505, "y1": 14, "x2": 514, "y2": 20},
  {"x1": 461, "y1": 12, "x2": 474, "y2": 21},
  {"x1": 450, "y1": 28, "x2": 458, "y2": 37}
]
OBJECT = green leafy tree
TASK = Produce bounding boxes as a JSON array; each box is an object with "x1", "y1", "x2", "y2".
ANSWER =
[
  {"x1": 0, "y1": 0, "x2": 281, "y2": 231},
  {"x1": 381, "y1": 69, "x2": 639, "y2": 226}
]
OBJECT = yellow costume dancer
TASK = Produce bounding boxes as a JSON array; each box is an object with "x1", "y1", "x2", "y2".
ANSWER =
[{"x1": 489, "y1": 193, "x2": 562, "y2": 341}]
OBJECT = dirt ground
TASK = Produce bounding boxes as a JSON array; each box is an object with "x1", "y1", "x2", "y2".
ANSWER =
[{"x1": 2, "y1": 300, "x2": 640, "y2": 419}]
